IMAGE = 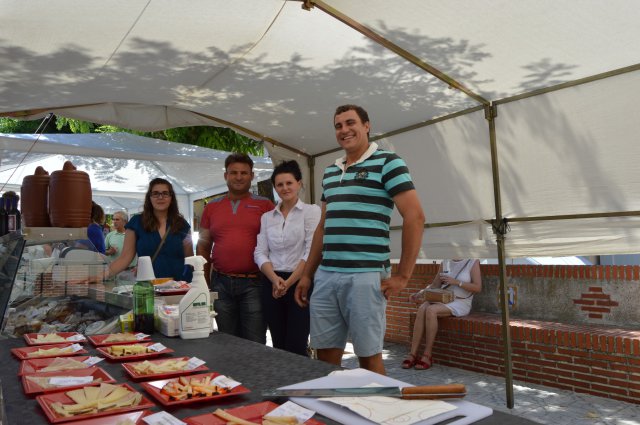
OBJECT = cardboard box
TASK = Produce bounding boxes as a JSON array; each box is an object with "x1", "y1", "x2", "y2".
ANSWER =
[{"x1": 120, "y1": 312, "x2": 134, "y2": 333}]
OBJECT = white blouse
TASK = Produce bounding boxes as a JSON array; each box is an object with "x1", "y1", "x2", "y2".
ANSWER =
[{"x1": 254, "y1": 199, "x2": 321, "y2": 272}]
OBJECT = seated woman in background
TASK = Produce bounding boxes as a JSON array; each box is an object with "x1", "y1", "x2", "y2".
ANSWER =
[
  {"x1": 108, "y1": 178, "x2": 193, "y2": 281},
  {"x1": 402, "y1": 259, "x2": 482, "y2": 370}
]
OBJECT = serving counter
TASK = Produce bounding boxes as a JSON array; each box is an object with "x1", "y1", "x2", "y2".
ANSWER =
[
  {"x1": 0, "y1": 228, "x2": 131, "y2": 339},
  {"x1": 0, "y1": 332, "x2": 539, "y2": 425}
]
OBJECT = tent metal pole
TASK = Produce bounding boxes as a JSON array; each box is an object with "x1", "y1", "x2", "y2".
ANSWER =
[
  {"x1": 308, "y1": 156, "x2": 316, "y2": 204},
  {"x1": 388, "y1": 210, "x2": 640, "y2": 232},
  {"x1": 190, "y1": 111, "x2": 310, "y2": 158},
  {"x1": 485, "y1": 104, "x2": 514, "y2": 408},
  {"x1": 311, "y1": 105, "x2": 484, "y2": 160},
  {"x1": 494, "y1": 63, "x2": 640, "y2": 106}
]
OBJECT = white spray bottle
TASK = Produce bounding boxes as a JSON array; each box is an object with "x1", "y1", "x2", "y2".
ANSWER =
[{"x1": 179, "y1": 255, "x2": 211, "y2": 339}]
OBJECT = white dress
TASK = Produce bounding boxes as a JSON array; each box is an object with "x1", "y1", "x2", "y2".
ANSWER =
[{"x1": 442, "y1": 259, "x2": 476, "y2": 317}]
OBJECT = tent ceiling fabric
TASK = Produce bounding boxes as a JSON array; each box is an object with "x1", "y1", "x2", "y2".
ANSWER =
[
  {"x1": 0, "y1": 133, "x2": 273, "y2": 215},
  {"x1": 2, "y1": 1, "x2": 640, "y2": 257}
]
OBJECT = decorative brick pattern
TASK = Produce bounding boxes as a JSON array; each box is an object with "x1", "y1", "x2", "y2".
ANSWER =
[{"x1": 573, "y1": 287, "x2": 619, "y2": 319}]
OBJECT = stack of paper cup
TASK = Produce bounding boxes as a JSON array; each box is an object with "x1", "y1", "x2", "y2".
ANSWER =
[{"x1": 136, "y1": 256, "x2": 156, "y2": 281}]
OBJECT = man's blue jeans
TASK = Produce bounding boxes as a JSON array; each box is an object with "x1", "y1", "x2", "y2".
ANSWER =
[{"x1": 211, "y1": 271, "x2": 266, "y2": 344}]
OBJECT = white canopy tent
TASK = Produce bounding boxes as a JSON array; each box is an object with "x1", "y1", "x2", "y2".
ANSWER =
[
  {"x1": 0, "y1": 132, "x2": 273, "y2": 220},
  {"x1": 2, "y1": 0, "x2": 639, "y2": 259},
  {"x1": 3, "y1": 0, "x2": 640, "y2": 406}
]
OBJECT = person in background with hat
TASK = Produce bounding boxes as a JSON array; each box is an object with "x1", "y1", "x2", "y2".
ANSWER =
[{"x1": 197, "y1": 153, "x2": 274, "y2": 343}]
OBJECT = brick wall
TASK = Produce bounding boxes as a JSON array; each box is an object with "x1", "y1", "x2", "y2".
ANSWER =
[
  {"x1": 429, "y1": 314, "x2": 640, "y2": 404},
  {"x1": 387, "y1": 263, "x2": 640, "y2": 404}
]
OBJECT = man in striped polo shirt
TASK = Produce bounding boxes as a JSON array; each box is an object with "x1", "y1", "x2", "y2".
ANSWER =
[{"x1": 295, "y1": 104, "x2": 425, "y2": 374}]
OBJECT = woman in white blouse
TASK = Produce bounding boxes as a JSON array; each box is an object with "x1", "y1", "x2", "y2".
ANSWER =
[{"x1": 254, "y1": 160, "x2": 321, "y2": 356}]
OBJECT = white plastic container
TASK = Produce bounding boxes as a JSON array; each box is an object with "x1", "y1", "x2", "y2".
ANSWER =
[
  {"x1": 179, "y1": 255, "x2": 211, "y2": 339},
  {"x1": 156, "y1": 304, "x2": 180, "y2": 337}
]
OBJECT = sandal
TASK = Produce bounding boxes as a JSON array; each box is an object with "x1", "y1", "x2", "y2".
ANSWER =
[
  {"x1": 414, "y1": 354, "x2": 433, "y2": 370},
  {"x1": 401, "y1": 354, "x2": 417, "y2": 369}
]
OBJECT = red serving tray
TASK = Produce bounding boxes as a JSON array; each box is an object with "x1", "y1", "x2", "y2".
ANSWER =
[
  {"x1": 122, "y1": 356, "x2": 209, "y2": 381},
  {"x1": 35, "y1": 383, "x2": 154, "y2": 423},
  {"x1": 87, "y1": 333, "x2": 151, "y2": 347},
  {"x1": 96, "y1": 342, "x2": 173, "y2": 361},
  {"x1": 140, "y1": 372, "x2": 250, "y2": 407},
  {"x1": 67, "y1": 410, "x2": 152, "y2": 425},
  {"x1": 24, "y1": 332, "x2": 87, "y2": 345},
  {"x1": 11, "y1": 344, "x2": 87, "y2": 360},
  {"x1": 19, "y1": 356, "x2": 92, "y2": 376},
  {"x1": 22, "y1": 367, "x2": 116, "y2": 395},
  {"x1": 183, "y1": 401, "x2": 324, "y2": 425}
]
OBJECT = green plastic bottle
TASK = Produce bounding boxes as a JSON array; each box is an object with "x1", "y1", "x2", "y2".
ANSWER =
[
  {"x1": 133, "y1": 279, "x2": 154, "y2": 333},
  {"x1": 133, "y1": 255, "x2": 155, "y2": 334}
]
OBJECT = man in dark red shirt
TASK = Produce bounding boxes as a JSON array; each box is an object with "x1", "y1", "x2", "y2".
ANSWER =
[{"x1": 197, "y1": 153, "x2": 274, "y2": 343}]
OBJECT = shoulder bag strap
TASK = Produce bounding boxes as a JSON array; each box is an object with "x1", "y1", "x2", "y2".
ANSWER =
[
  {"x1": 454, "y1": 259, "x2": 475, "y2": 299},
  {"x1": 151, "y1": 225, "x2": 171, "y2": 263},
  {"x1": 453, "y1": 260, "x2": 471, "y2": 280},
  {"x1": 441, "y1": 259, "x2": 471, "y2": 289}
]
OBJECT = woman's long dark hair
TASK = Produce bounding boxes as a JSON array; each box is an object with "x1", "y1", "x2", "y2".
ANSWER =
[{"x1": 142, "y1": 178, "x2": 184, "y2": 233}]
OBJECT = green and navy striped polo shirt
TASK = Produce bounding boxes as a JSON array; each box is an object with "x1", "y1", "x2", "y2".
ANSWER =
[{"x1": 319, "y1": 146, "x2": 415, "y2": 272}]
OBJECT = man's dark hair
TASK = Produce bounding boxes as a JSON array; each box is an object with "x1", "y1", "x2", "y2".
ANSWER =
[
  {"x1": 225, "y1": 153, "x2": 254, "y2": 170},
  {"x1": 270, "y1": 160, "x2": 302, "y2": 185},
  {"x1": 334, "y1": 104, "x2": 370, "y2": 125}
]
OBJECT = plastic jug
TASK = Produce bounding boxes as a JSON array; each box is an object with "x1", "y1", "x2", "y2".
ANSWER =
[
  {"x1": 179, "y1": 255, "x2": 211, "y2": 339},
  {"x1": 21, "y1": 166, "x2": 50, "y2": 227}
]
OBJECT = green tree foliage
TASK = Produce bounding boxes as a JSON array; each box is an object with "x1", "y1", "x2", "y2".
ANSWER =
[
  {"x1": 1, "y1": 117, "x2": 263, "y2": 155},
  {"x1": 55, "y1": 117, "x2": 96, "y2": 134},
  {"x1": 0, "y1": 117, "x2": 57, "y2": 133}
]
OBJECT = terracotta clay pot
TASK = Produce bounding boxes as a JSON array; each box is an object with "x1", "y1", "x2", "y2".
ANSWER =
[
  {"x1": 48, "y1": 161, "x2": 92, "y2": 227},
  {"x1": 21, "y1": 166, "x2": 51, "y2": 227}
]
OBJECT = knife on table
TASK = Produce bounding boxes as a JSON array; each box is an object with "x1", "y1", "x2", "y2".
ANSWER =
[{"x1": 263, "y1": 383, "x2": 466, "y2": 400}]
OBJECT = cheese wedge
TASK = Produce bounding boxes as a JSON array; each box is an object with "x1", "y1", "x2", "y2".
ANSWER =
[
  {"x1": 52, "y1": 384, "x2": 142, "y2": 418},
  {"x1": 28, "y1": 346, "x2": 73, "y2": 357},
  {"x1": 114, "y1": 392, "x2": 139, "y2": 408},
  {"x1": 98, "y1": 383, "x2": 118, "y2": 399},
  {"x1": 108, "y1": 344, "x2": 149, "y2": 356},
  {"x1": 41, "y1": 357, "x2": 88, "y2": 372},
  {"x1": 34, "y1": 334, "x2": 66, "y2": 343},
  {"x1": 64, "y1": 400, "x2": 99, "y2": 413},
  {"x1": 84, "y1": 386, "x2": 101, "y2": 402},
  {"x1": 100, "y1": 386, "x2": 130, "y2": 404},
  {"x1": 103, "y1": 333, "x2": 138, "y2": 343},
  {"x1": 66, "y1": 389, "x2": 87, "y2": 404},
  {"x1": 51, "y1": 402, "x2": 71, "y2": 418}
]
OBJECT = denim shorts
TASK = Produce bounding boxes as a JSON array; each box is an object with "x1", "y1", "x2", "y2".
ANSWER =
[{"x1": 309, "y1": 268, "x2": 388, "y2": 357}]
